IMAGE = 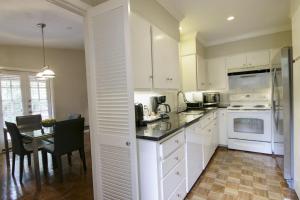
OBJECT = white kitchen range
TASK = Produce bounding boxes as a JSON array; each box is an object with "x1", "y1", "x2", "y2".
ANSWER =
[{"x1": 227, "y1": 93, "x2": 272, "y2": 154}]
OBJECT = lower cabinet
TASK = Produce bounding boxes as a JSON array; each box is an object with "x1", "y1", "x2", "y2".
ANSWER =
[
  {"x1": 137, "y1": 130, "x2": 186, "y2": 200},
  {"x1": 137, "y1": 110, "x2": 220, "y2": 200}
]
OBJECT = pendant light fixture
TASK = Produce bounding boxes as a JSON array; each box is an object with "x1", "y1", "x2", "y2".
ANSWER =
[{"x1": 36, "y1": 23, "x2": 55, "y2": 79}]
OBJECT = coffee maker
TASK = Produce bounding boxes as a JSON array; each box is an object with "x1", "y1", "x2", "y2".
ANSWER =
[{"x1": 151, "y1": 96, "x2": 171, "y2": 117}]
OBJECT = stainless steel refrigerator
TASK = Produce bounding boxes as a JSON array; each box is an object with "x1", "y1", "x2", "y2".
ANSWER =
[{"x1": 272, "y1": 47, "x2": 294, "y2": 187}]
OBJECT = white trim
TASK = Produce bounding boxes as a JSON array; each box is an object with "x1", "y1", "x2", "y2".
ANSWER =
[
  {"x1": 204, "y1": 25, "x2": 292, "y2": 47},
  {"x1": 46, "y1": 0, "x2": 91, "y2": 16}
]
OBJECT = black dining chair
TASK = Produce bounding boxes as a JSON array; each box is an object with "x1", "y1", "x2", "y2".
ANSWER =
[
  {"x1": 16, "y1": 114, "x2": 42, "y2": 132},
  {"x1": 5, "y1": 121, "x2": 47, "y2": 182},
  {"x1": 43, "y1": 118, "x2": 86, "y2": 182},
  {"x1": 16, "y1": 114, "x2": 43, "y2": 166},
  {"x1": 67, "y1": 113, "x2": 81, "y2": 120}
]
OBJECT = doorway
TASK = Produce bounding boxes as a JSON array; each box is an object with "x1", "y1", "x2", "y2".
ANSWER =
[{"x1": 0, "y1": 70, "x2": 53, "y2": 151}]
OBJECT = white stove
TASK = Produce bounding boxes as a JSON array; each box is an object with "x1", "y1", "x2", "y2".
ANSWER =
[{"x1": 227, "y1": 92, "x2": 272, "y2": 154}]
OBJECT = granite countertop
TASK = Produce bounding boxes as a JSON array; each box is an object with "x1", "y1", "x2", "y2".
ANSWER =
[{"x1": 136, "y1": 109, "x2": 216, "y2": 141}]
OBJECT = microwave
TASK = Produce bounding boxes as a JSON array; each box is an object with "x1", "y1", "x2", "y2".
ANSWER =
[{"x1": 203, "y1": 92, "x2": 220, "y2": 107}]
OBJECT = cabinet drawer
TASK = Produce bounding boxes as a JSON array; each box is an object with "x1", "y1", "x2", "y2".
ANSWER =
[
  {"x1": 161, "y1": 145, "x2": 185, "y2": 178},
  {"x1": 160, "y1": 131, "x2": 185, "y2": 159},
  {"x1": 200, "y1": 113, "x2": 214, "y2": 128},
  {"x1": 162, "y1": 159, "x2": 185, "y2": 200},
  {"x1": 168, "y1": 178, "x2": 186, "y2": 200}
]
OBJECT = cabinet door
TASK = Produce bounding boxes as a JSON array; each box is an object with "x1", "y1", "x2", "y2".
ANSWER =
[
  {"x1": 131, "y1": 14, "x2": 153, "y2": 89},
  {"x1": 152, "y1": 26, "x2": 180, "y2": 89},
  {"x1": 226, "y1": 54, "x2": 246, "y2": 69},
  {"x1": 168, "y1": 41, "x2": 180, "y2": 90},
  {"x1": 293, "y1": 8, "x2": 300, "y2": 59},
  {"x1": 181, "y1": 55, "x2": 197, "y2": 91},
  {"x1": 246, "y1": 50, "x2": 270, "y2": 67},
  {"x1": 197, "y1": 55, "x2": 207, "y2": 90},
  {"x1": 218, "y1": 109, "x2": 228, "y2": 146},
  {"x1": 207, "y1": 57, "x2": 227, "y2": 90}
]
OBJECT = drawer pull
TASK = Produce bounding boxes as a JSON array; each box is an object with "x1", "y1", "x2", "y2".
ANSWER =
[
  {"x1": 177, "y1": 194, "x2": 181, "y2": 198},
  {"x1": 208, "y1": 129, "x2": 211, "y2": 132},
  {"x1": 176, "y1": 171, "x2": 180, "y2": 176},
  {"x1": 174, "y1": 156, "x2": 179, "y2": 161},
  {"x1": 175, "y1": 139, "x2": 179, "y2": 144}
]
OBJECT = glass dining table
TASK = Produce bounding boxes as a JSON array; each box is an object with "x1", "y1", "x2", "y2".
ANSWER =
[{"x1": 4, "y1": 127, "x2": 54, "y2": 191}]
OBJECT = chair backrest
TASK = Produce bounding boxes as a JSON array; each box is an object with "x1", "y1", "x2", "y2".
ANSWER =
[
  {"x1": 53, "y1": 118, "x2": 85, "y2": 155},
  {"x1": 67, "y1": 113, "x2": 81, "y2": 120},
  {"x1": 5, "y1": 121, "x2": 26, "y2": 154},
  {"x1": 16, "y1": 114, "x2": 42, "y2": 132}
]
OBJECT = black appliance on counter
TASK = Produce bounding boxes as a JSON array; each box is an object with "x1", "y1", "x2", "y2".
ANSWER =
[
  {"x1": 203, "y1": 92, "x2": 220, "y2": 108},
  {"x1": 151, "y1": 96, "x2": 171, "y2": 117},
  {"x1": 135, "y1": 103, "x2": 146, "y2": 127}
]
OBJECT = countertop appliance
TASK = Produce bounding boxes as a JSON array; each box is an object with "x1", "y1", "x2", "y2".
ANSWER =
[
  {"x1": 203, "y1": 92, "x2": 220, "y2": 107},
  {"x1": 151, "y1": 96, "x2": 171, "y2": 117},
  {"x1": 135, "y1": 103, "x2": 145, "y2": 127},
  {"x1": 272, "y1": 47, "x2": 294, "y2": 187},
  {"x1": 227, "y1": 93, "x2": 272, "y2": 154}
]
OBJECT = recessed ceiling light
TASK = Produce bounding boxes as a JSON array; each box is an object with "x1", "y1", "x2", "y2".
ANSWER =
[{"x1": 227, "y1": 16, "x2": 235, "y2": 21}]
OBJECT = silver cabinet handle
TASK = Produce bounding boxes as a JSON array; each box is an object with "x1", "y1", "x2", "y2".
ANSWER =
[
  {"x1": 174, "y1": 156, "x2": 179, "y2": 161},
  {"x1": 175, "y1": 139, "x2": 179, "y2": 144},
  {"x1": 176, "y1": 171, "x2": 180, "y2": 176}
]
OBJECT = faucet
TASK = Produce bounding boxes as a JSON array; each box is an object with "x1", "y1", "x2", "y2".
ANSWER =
[{"x1": 177, "y1": 90, "x2": 188, "y2": 113}]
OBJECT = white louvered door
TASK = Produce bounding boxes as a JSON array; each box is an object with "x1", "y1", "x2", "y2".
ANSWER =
[{"x1": 85, "y1": 0, "x2": 139, "y2": 199}]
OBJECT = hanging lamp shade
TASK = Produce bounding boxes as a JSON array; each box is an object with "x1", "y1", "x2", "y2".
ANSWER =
[{"x1": 36, "y1": 23, "x2": 55, "y2": 79}]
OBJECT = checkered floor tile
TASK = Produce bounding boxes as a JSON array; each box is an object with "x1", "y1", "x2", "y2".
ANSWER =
[{"x1": 186, "y1": 148, "x2": 299, "y2": 200}]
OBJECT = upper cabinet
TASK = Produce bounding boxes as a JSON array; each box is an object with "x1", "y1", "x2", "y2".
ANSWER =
[
  {"x1": 152, "y1": 26, "x2": 180, "y2": 90},
  {"x1": 181, "y1": 54, "x2": 207, "y2": 92},
  {"x1": 131, "y1": 14, "x2": 153, "y2": 89},
  {"x1": 207, "y1": 57, "x2": 228, "y2": 90},
  {"x1": 226, "y1": 50, "x2": 270, "y2": 70},
  {"x1": 197, "y1": 55, "x2": 207, "y2": 90},
  {"x1": 246, "y1": 50, "x2": 270, "y2": 67},
  {"x1": 130, "y1": 14, "x2": 180, "y2": 90},
  {"x1": 226, "y1": 54, "x2": 246, "y2": 69}
]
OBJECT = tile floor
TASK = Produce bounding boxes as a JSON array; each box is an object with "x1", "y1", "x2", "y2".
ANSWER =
[{"x1": 186, "y1": 148, "x2": 299, "y2": 200}]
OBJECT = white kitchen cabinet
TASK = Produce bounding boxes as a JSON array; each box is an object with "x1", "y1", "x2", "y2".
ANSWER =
[
  {"x1": 137, "y1": 130, "x2": 186, "y2": 200},
  {"x1": 131, "y1": 14, "x2": 153, "y2": 89},
  {"x1": 226, "y1": 50, "x2": 270, "y2": 70},
  {"x1": 226, "y1": 54, "x2": 246, "y2": 69},
  {"x1": 181, "y1": 54, "x2": 206, "y2": 91},
  {"x1": 207, "y1": 57, "x2": 228, "y2": 90},
  {"x1": 186, "y1": 122, "x2": 203, "y2": 191},
  {"x1": 197, "y1": 55, "x2": 207, "y2": 90},
  {"x1": 181, "y1": 55, "x2": 197, "y2": 91},
  {"x1": 246, "y1": 50, "x2": 270, "y2": 67},
  {"x1": 218, "y1": 108, "x2": 228, "y2": 146},
  {"x1": 152, "y1": 26, "x2": 180, "y2": 90}
]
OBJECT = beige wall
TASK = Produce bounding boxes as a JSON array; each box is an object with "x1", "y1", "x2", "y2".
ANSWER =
[
  {"x1": 205, "y1": 31, "x2": 292, "y2": 59},
  {"x1": 0, "y1": 45, "x2": 88, "y2": 122}
]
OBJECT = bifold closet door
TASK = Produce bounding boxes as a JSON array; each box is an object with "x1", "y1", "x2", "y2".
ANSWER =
[{"x1": 85, "y1": 0, "x2": 139, "y2": 199}]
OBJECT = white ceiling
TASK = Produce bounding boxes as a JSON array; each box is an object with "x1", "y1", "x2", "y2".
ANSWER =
[
  {"x1": 0, "y1": 0, "x2": 84, "y2": 49},
  {"x1": 157, "y1": 0, "x2": 291, "y2": 46}
]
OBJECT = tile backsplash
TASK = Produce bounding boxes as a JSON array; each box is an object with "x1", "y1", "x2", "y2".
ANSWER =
[{"x1": 134, "y1": 91, "x2": 177, "y2": 113}]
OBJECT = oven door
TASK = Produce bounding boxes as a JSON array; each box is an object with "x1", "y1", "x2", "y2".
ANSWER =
[{"x1": 227, "y1": 110, "x2": 272, "y2": 142}]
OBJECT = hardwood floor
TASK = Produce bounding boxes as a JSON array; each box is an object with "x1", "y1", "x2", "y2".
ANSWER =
[
  {"x1": 0, "y1": 133, "x2": 93, "y2": 200},
  {"x1": 1, "y1": 137, "x2": 298, "y2": 200},
  {"x1": 186, "y1": 148, "x2": 299, "y2": 200}
]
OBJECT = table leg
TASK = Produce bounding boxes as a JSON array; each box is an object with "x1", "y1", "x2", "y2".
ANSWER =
[
  {"x1": 32, "y1": 138, "x2": 41, "y2": 191},
  {"x1": 3, "y1": 128, "x2": 10, "y2": 167}
]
